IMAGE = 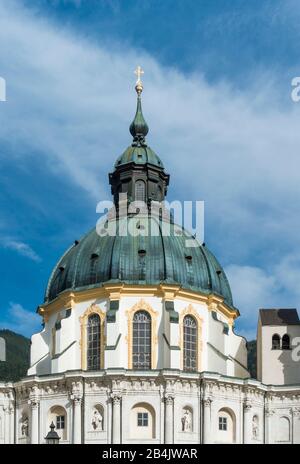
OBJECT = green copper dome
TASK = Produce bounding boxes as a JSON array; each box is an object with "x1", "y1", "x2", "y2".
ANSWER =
[
  {"x1": 45, "y1": 76, "x2": 233, "y2": 309},
  {"x1": 45, "y1": 216, "x2": 233, "y2": 307},
  {"x1": 115, "y1": 145, "x2": 164, "y2": 168}
]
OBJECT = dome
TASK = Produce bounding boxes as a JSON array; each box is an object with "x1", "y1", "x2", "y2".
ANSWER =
[
  {"x1": 115, "y1": 145, "x2": 164, "y2": 169},
  {"x1": 45, "y1": 216, "x2": 233, "y2": 307}
]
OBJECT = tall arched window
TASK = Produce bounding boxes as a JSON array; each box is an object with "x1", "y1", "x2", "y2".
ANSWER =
[
  {"x1": 132, "y1": 310, "x2": 151, "y2": 369},
  {"x1": 183, "y1": 315, "x2": 197, "y2": 372},
  {"x1": 87, "y1": 313, "x2": 101, "y2": 370},
  {"x1": 272, "y1": 334, "x2": 281, "y2": 350},
  {"x1": 135, "y1": 180, "x2": 146, "y2": 202},
  {"x1": 282, "y1": 334, "x2": 290, "y2": 350}
]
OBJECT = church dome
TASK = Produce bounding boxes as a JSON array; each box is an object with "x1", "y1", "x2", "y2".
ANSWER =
[
  {"x1": 45, "y1": 72, "x2": 233, "y2": 309},
  {"x1": 115, "y1": 145, "x2": 164, "y2": 169},
  {"x1": 45, "y1": 216, "x2": 233, "y2": 307}
]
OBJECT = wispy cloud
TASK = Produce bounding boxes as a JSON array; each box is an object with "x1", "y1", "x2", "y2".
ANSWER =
[
  {"x1": 1, "y1": 1, "x2": 300, "y2": 339},
  {"x1": 227, "y1": 255, "x2": 300, "y2": 338},
  {"x1": 0, "y1": 302, "x2": 41, "y2": 337},
  {"x1": 1, "y1": 238, "x2": 41, "y2": 262}
]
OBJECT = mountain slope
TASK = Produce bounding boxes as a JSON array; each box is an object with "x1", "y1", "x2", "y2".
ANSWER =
[
  {"x1": 0, "y1": 329, "x2": 30, "y2": 382},
  {"x1": 247, "y1": 340, "x2": 257, "y2": 379}
]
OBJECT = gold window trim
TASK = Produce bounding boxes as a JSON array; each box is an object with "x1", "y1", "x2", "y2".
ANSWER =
[
  {"x1": 126, "y1": 299, "x2": 158, "y2": 369},
  {"x1": 79, "y1": 304, "x2": 106, "y2": 370},
  {"x1": 179, "y1": 304, "x2": 203, "y2": 372}
]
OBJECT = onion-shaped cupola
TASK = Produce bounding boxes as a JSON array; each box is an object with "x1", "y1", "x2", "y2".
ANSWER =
[
  {"x1": 129, "y1": 69, "x2": 149, "y2": 147},
  {"x1": 109, "y1": 67, "x2": 170, "y2": 207}
]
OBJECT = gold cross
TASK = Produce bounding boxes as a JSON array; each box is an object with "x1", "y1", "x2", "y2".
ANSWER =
[{"x1": 134, "y1": 66, "x2": 144, "y2": 84}]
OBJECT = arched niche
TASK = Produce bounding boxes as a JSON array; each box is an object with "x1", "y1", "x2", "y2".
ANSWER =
[
  {"x1": 181, "y1": 405, "x2": 193, "y2": 432},
  {"x1": 130, "y1": 402, "x2": 156, "y2": 439},
  {"x1": 91, "y1": 404, "x2": 105, "y2": 432},
  {"x1": 48, "y1": 405, "x2": 68, "y2": 441},
  {"x1": 18, "y1": 407, "x2": 30, "y2": 443},
  {"x1": 216, "y1": 407, "x2": 236, "y2": 444},
  {"x1": 252, "y1": 414, "x2": 260, "y2": 441},
  {"x1": 277, "y1": 416, "x2": 290, "y2": 443}
]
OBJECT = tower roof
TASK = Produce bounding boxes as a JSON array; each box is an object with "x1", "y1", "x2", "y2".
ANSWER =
[
  {"x1": 259, "y1": 308, "x2": 300, "y2": 326},
  {"x1": 114, "y1": 145, "x2": 164, "y2": 169}
]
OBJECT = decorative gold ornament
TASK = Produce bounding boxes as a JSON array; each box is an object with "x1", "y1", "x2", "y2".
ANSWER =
[{"x1": 134, "y1": 66, "x2": 144, "y2": 95}]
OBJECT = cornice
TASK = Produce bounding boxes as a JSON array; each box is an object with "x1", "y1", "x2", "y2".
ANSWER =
[{"x1": 38, "y1": 283, "x2": 238, "y2": 324}]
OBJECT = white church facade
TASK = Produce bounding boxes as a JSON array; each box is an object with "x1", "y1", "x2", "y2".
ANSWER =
[{"x1": 0, "y1": 72, "x2": 300, "y2": 445}]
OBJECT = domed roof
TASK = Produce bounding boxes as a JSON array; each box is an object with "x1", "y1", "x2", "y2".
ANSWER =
[
  {"x1": 115, "y1": 145, "x2": 164, "y2": 169},
  {"x1": 45, "y1": 216, "x2": 233, "y2": 307}
]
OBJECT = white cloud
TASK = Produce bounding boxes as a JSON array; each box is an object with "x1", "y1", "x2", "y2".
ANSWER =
[
  {"x1": 226, "y1": 264, "x2": 278, "y2": 339},
  {"x1": 0, "y1": 0, "x2": 298, "y2": 258},
  {"x1": 1, "y1": 1, "x2": 300, "y2": 339},
  {"x1": 226, "y1": 257, "x2": 300, "y2": 339},
  {"x1": 0, "y1": 302, "x2": 41, "y2": 337},
  {"x1": 1, "y1": 238, "x2": 41, "y2": 262}
]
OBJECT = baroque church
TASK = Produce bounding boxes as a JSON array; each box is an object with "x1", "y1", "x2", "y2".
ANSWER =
[{"x1": 1, "y1": 70, "x2": 300, "y2": 445}]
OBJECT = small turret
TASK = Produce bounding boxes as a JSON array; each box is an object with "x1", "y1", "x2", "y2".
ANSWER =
[{"x1": 109, "y1": 66, "x2": 169, "y2": 207}]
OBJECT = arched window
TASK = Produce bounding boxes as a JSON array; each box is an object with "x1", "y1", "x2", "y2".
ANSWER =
[
  {"x1": 132, "y1": 310, "x2": 151, "y2": 369},
  {"x1": 135, "y1": 180, "x2": 146, "y2": 202},
  {"x1": 87, "y1": 313, "x2": 101, "y2": 370},
  {"x1": 183, "y1": 315, "x2": 197, "y2": 372},
  {"x1": 272, "y1": 334, "x2": 281, "y2": 350},
  {"x1": 282, "y1": 334, "x2": 290, "y2": 350}
]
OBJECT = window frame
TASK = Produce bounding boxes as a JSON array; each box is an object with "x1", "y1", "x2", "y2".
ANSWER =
[
  {"x1": 282, "y1": 334, "x2": 290, "y2": 350},
  {"x1": 219, "y1": 416, "x2": 227, "y2": 431},
  {"x1": 179, "y1": 306, "x2": 203, "y2": 372},
  {"x1": 80, "y1": 305, "x2": 105, "y2": 371},
  {"x1": 127, "y1": 300, "x2": 158, "y2": 370},
  {"x1": 132, "y1": 310, "x2": 152, "y2": 370},
  {"x1": 272, "y1": 333, "x2": 281, "y2": 350},
  {"x1": 87, "y1": 313, "x2": 101, "y2": 371},
  {"x1": 56, "y1": 415, "x2": 65, "y2": 430},
  {"x1": 183, "y1": 314, "x2": 198, "y2": 372},
  {"x1": 135, "y1": 180, "x2": 146, "y2": 202},
  {"x1": 137, "y1": 412, "x2": 149, "y2": 427}
]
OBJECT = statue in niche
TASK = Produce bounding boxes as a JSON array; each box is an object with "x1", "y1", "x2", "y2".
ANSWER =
[
  {"x1": 252, "y1": 415, "x2": 259, "y2": 440},
  {"x1": 21, "y1": 416, "x2": 29, "y2": 437},
  {"x1": 181, "y1": 408, "x2": 192, "y2": 432},
  {"x1": 91, "y1": 408, "x2": 103, "y2": 431}
]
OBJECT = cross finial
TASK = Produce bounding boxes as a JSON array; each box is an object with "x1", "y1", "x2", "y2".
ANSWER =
[{"x1": 134, "y1": 66, "x2": 144, "y2": 95}]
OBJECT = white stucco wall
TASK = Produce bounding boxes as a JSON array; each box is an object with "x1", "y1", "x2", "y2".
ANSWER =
[
  {"x1": 1, "y1": 373, "x2": 299, "y2": 444},
  {"x1": 28, "y1": 290, "x2": 249, "y2": 379},
  {"x1": 259, "y1": 325, "x2": 300, "y2": 385}
]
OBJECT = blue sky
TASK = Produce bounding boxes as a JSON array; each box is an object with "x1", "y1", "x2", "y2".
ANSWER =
[{"x1": 1, "y1": 0, "x2": 300, "y2": 339}]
